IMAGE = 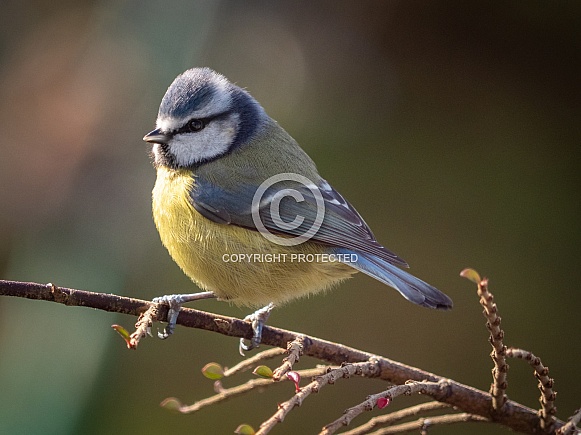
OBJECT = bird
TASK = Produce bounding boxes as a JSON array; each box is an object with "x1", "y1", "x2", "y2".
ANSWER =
[{"x1": 143, "y1": 67, "x2": 452, "y2": 353}]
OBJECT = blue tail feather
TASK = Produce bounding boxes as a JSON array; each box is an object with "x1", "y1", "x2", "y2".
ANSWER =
[{"x1": 336, "y1": 249, "x2": 453, "y2": 310}]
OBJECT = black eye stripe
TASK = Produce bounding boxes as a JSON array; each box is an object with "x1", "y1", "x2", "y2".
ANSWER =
[
  {"x1": 174, "y1": 110, "x2": 232, "y2": 135},
  {"x1": 175, "y1": 118, "x2": 208, "y2": 134}
]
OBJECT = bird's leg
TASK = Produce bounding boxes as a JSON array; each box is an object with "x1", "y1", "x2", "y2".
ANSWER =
[
  {"x1": 239, "y1": 302, "x2": 275, "y2": 355},
  {"x1": 153, "y1": 291, "x2": 216, "y2": 339}
]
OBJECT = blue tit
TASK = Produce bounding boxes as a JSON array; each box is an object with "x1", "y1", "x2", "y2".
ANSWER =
[{"x1": 143, "y1": 67, "x2": 452, "y2": 352}]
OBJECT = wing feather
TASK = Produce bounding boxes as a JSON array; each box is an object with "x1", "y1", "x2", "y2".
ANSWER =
[{"x1": 190, "y1": 176, "x2": 408, "y2": 267}]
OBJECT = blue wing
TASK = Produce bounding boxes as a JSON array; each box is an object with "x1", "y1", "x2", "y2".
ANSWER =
[{"x1": 191, "y1": 175, "x2": 407, "y2": 267}]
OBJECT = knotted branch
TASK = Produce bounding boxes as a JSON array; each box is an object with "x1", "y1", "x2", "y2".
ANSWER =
[
  {"x1": 507, "y1": 348, "x2": 557, "y2": 431},
  {"x1": 0, "y1": 278, "x2": 574, "y2": 434}
]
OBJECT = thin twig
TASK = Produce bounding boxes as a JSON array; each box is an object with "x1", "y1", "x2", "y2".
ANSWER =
[
  {"x1": 556, "y1": 408, "x2": 581, "y2": 435},
  {"x1": 367, "y1": 413, "x2": 489, "y2": 434},
  {"x1": 223, "y1": 348, "x2": 286, "y2": 377},
  {"x1": 341, "y1": 402, "x2": 451, "y2": 435},
  {"x1": 272, "y1": 335, "x2": 305, "y2": 381},
  {"x1": 321, "y1": 379, "x2": 451, "y2": 435},
  {"x1": 476, "y1": 276, "x2": 508, "y2": 411},
  {"x1": 256, "y1": 360, "x2": 381, "y2": 435},
  {"x1": 176, "y1": 367, "x2": 327, "y2": 414},
  {"x1": 506, "y1": 347, "x2": 557, "y2": 432}
]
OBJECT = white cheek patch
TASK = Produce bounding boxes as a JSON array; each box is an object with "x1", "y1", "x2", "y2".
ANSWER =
[{"x1": 169, "y1": 114, "x2": 240, "y2": 166}]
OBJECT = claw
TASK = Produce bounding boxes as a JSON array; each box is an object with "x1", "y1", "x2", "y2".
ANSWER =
[
  {"x1": 239, "y1": 303, "x2": 275, "y2": 355},
  {"x1": 152, "y1": 292, "x2": 216, "y2": 339},
  {"x1": 153, "y1": 295, "x2": 182, "y2": 339}
]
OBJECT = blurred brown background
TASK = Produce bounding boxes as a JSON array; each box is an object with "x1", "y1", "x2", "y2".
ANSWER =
[{"x1": 0, "y1": 1, "x2": 579, "y2": 434}]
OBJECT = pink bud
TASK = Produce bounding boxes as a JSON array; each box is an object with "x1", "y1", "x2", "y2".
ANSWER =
[
  {"x1": 376, "y1": 397, "x2": 390, "y2": 409},
  {"x1": 286, "y1": 371, "x2": 301, "y2": 392}
]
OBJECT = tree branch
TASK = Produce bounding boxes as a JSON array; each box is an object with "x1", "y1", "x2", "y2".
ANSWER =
[
  {"x1": 507, "y1": 347, "x2": 557, "y2": 431},
  {"x1": 362, "y1": 412, "x2": 490, "y2": 434},
  {"x1": 259, "y1": 360, "x2": 381, "y2": 435},
  {"x1": 340, "y1": 401, "x2": 451, "y2": 435},
  {"x1": 272, "y1": 335, "x2": 305, "y2": 381},
  {"x1": 557, "y1": 408, "x2": 581, "y2": 435},
  {"x1": 321, "y1": 379, "x2": 453, "y2": 434},
  {"x1": 0, "y1": 279, "x2": 572, "y2": 434},
  {"x1": 475, "y1": 274, "x2": 509, "y2": 411}
]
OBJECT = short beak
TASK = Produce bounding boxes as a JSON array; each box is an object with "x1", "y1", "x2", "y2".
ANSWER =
[{"x1": 143, "y1": 128, "x2": 170, "y2": 145}]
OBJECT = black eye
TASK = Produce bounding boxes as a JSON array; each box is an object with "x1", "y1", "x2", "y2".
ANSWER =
[{"x1": 188, "y1": 119, "x2": 205, "y2": 132}]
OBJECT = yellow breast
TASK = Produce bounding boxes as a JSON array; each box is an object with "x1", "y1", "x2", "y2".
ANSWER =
[{"x1": 152, "y1": 166, "x2": 356, "y2": 306}]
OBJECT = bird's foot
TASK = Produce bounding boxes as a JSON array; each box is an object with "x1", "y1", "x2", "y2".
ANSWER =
[
  {"x1": 239, "y1": 302, "x2": 275, "y2": 355},
  {"x1": 153, "y1": 291, "x2": 216, "y2": 339}
]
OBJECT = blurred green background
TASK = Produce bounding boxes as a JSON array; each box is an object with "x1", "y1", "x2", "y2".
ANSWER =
[{"x1": 0, "y1": 1, "x2": 579, "y2": 434}]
